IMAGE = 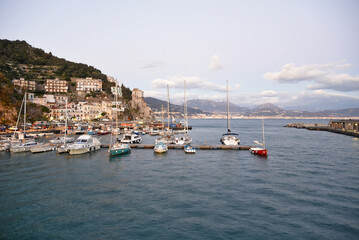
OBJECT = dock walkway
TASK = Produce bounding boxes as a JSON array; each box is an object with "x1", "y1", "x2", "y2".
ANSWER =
[{"x1": 102, "y1": 144, "x2": 252, "y2": 150}]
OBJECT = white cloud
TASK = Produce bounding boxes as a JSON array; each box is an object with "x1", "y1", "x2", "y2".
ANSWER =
[
  {"x1": 151, "y1": 75, "x2": 227, "y2": 92},
  {"x1": 209, "y1": 54, "x2": 222, "y2": 71},
  {"x1": 263, "y1": 61, "x2": 359, "y2": 92},
  {"x1": 232, "y1": 90, "x2": 359, "y2": 110}
]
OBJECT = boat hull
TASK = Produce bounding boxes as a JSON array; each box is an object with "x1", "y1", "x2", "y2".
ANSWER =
[
  {"x1": 110, "y1": 148, "x2": 130, "y2": 156},
  {"x1": 250, "y1": 147, "x2": 268, "y2": 156},
  {"x1": 68, "y1": 145, "x2": 100, "y2": 155}
]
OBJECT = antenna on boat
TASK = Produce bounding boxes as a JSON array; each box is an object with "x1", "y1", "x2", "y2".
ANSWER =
[{"x1": 167, "y1": 85, "x2": 170, "y2": 132}]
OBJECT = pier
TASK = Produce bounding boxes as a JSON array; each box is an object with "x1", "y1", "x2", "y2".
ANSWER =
[
  {"x1": 284, "y1": 123, "x2": 359, "y2": 137},
  {"x1": 102, "y1": 144, "x2": 252, "y2": 150}
]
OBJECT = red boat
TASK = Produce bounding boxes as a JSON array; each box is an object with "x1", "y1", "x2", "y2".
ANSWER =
[
  {"x1": 250, "y1": 117, "x2": 268, "y2": 157},
  {"x1": 250, "y1": 147, "x2": 268, "y2": 156},
  {"x1": 97, "y1": 130, "x2": 110, "y2": 135}
]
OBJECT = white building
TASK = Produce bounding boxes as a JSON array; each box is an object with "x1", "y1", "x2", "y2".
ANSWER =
[{"x1": 74, "y1": 77, "x2": 102, "y2": 93}]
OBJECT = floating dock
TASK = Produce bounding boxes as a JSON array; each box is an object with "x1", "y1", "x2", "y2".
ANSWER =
[
  {"x1": 101, "y1": 144, "x2": 252, "y2": 150},
  {"x1": 284, "y1": 123, "x2": 359, "y2": 137}
]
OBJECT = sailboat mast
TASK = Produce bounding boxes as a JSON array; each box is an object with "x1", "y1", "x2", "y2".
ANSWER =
[
  {"x1": 24, "y1": 91, "x2": 27, "y2": 135},
  {"x1": 262, "y1": 116, "x2": 265, "y2": 148},
  {"x1": 115, "y1": 80, "x2": 118, "y2": 140},
  {"x1": 167, "y1": 85, "x2": 170, "y2": 132},
  {"x1": 64, "y1": 98, "x2": 68, "y2": 145},
  {"x1": 184, "y1": 80, "x2": 188, "y2": 137},
  {"x1": 226, "y1": 80, "x2": 230, "y2": 132}
]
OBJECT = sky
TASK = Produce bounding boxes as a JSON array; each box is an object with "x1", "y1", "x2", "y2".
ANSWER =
[{"x1": 1, "y1": 0, "x2": 359, "y2": 110}]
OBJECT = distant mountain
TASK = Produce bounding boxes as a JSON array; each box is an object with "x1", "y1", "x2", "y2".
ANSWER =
[
  {"x1": 145, "y1": 97, "x2": 205, "y2": 115},
  {"x1": 187, "y1": 99, "x2": 249, "y2": 113},
  {"x1": 183, "y1": 98, "x2": 359, "y2": 117}
]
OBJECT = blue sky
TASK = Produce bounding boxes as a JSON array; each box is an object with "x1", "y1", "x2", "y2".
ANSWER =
[{"x1": 1, "y1": 0, "x2": 358, "y2": 110}]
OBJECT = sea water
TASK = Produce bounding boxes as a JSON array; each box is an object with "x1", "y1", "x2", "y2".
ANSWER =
[{"x1": 0, "y1": 119, "x2": 358, "y2": 239}]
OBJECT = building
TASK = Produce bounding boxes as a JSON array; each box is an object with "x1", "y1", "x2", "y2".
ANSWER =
[
  {"x1": 44, "y1": 78, "x2": 68, "y2": 93},
  {"x1": 131, "y1": 88, "x2": 151, "y2": 120},
  {"x1": 12, "y1": 78, "x2": 36, "y2": 91},
  {"x1": 329, "y1": 119, "x2": 359, "y2": 132},
  {"x1": 111, "y1": 86, "x2": 122, "y2": 97},
  {"x1": 73, "y1": 77, "x2": 102, "y2": 93}
]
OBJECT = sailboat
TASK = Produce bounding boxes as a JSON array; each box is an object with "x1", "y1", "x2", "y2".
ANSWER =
[
  {"x1": 155, "y1": 85, "x2": 175, "y2": 144},
  {"x1": 57, "y1": 98, "x2": 74, "y2": 153},
  {"x1": 10, "y1": 92, "x2": 40, "y2": 153},
  {"x1": 109, "y1": 80, "x2": 131, "y2": 156},
  {"x1": 175, "y1": 79, "x2": 192, "y2": 146},
  {"x1": 250, "y1": 117, "x2": 268, "y2": 156},
  {"x1": 220, "y1": 80, "x2": 240, "y2": 145}
]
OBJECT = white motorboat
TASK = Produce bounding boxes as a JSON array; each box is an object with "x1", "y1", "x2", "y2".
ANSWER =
[
  {"x1": 220, "y1": 80, "x2": 240, "y2": 146},
  {"x1": 154, "y1": 141, "x2": 168, "y2": 153},
  {"x1": 120, "y1": 133, "x2": 142, "y2": 144},
  {"x1": 57, "y1": 144, "x2": 70, "y2": 153},
  {"x1": 149, "y1": 129, "x2": 160, "y2": 136},
  {"x1": 30, "y1": 144, "x2": 56, "y2": 153},
  {"x1": 10, "y1": 141, "x2": 39, "y2": 153},
  {"x1": 175, "y1": 136, "x2": 192, "y2": 145},
  {"x1": 184, "y1": 145, "x2": 196, "y2": 153},
  {"x1": 50, "y1": 136, "x2": 75, "y2": 144},
  {"x1": 67, "y1": 134, "x2": 101, "y2": 155}
]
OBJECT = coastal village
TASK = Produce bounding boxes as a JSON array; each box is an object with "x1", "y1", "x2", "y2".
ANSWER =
[{"x1": 10, "y1": 76, "x2": 152, "y2": 123}]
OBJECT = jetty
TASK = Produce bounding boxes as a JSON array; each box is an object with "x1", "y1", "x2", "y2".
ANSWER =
[
  {"x1": 284, "y1": 121, "x2": 359, "y2": 137},
  {"x1": 102, "y1": 144, "x2": 252, "y2": 150}
]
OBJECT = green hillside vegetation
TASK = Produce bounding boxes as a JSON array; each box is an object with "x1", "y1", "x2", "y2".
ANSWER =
[{"x1": 0, "y1": 39, "x2": 114, "y2": 94}]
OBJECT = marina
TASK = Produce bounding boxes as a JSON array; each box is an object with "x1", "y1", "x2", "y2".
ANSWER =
[{"x1": 1, "y1": 119, "x2": 358, "y2": 239}]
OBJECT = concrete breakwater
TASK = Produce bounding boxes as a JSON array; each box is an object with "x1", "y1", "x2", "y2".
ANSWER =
[{"x1": 284, "y1": 123, "x2": 359, "y2": 137}]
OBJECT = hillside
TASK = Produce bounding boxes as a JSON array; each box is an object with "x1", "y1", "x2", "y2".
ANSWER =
[
  {"x1": 0, "y1": 39, "x2": 114, "y2": 94},
  {"x1": 145, "y1": 97, "x2": 205, "y2": 115}
]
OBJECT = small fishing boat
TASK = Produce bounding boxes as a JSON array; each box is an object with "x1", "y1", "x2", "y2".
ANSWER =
[
  {"x1": 154, "y1": 141, "x2": 168, "y2": 153},
  {"x1": 149, "y1": 129, "x2": 160, "y2": 136},
  {"x1": 67, "y1": 134, "x2": 101, "y2": 155},
  {"x1": 120, "y1": 133, "x2": 142, "y2": 144},
  {"x1": 109, "y1": 81, "x2": 131, "y2": 157},
  {"x1": 109, "y1": 142, "x2": 131, "y2": 156},
  {"x1": 250, "y1": 117, "x2": 268, "y2": 157},
  {"x1": 97, "y1": 129, "x2": 110, "y2": 135},
  {"x1": 184, "y1": 145, "x2": 196, "y2": 153}
]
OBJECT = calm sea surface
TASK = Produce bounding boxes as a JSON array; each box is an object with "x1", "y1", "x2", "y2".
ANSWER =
[{"x1": 1, "y1": 119, "x2": 359, "y2": 239}]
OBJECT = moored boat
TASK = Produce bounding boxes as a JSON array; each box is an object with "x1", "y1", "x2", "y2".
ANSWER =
[
  {"x1": 154, "y1": 141, "x2": 168, "y2": 153},
  {"x1": 109, "y1": 142, "x2": 131, "y2": 156},
  {"x1": 184, "y1": 145, "x2": 196, "y2": 153},
  {"x1": 120, "y1": 133, "x2": 142, "y2": 144},
  {"x1": 220, "y1": 80, "x2": 240, "y2": 146},
  {"x1": 67, "y1": 134, "x2": 101, "y2": 155},
  {"x1": 250, "y1": 117, "x2": 268, "y2": 157},
  {"x1": 30, "y1": 144, "x2": 56, "y2": 153}
]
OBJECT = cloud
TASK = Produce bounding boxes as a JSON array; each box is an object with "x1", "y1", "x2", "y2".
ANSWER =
[
  {"x1": 209, "y1": 54, "x2": 222, "y2": 71},
  {"x1": 151, "y1": 75, "x2": 227, "y2": 92},
  {"x1": 263, "y1": 61, "x2": 359, "y2": 92},
  {"x1": 233, "y1": 90, "x2": 359, "y2": 110}
]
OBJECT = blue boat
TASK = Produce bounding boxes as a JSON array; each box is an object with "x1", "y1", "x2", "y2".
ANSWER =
[{"x1": 109, "y1": 143, "x2": 131, "y2": 156}]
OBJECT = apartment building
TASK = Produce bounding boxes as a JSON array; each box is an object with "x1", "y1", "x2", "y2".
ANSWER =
[
  {"x1": 74, "y1": 77, "x2": 102, "y2": 93},
  {"x1": 12, "y1": 78, "x2": 36, "y2": 91},
  {"x1": 45, "y1": 78, "x2": 68, "y2": 93}
]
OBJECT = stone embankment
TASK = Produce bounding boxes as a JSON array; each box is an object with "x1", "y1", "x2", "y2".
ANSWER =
[{"x1": 284, "y1": 123, "x2": 359, "y2": 137}]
